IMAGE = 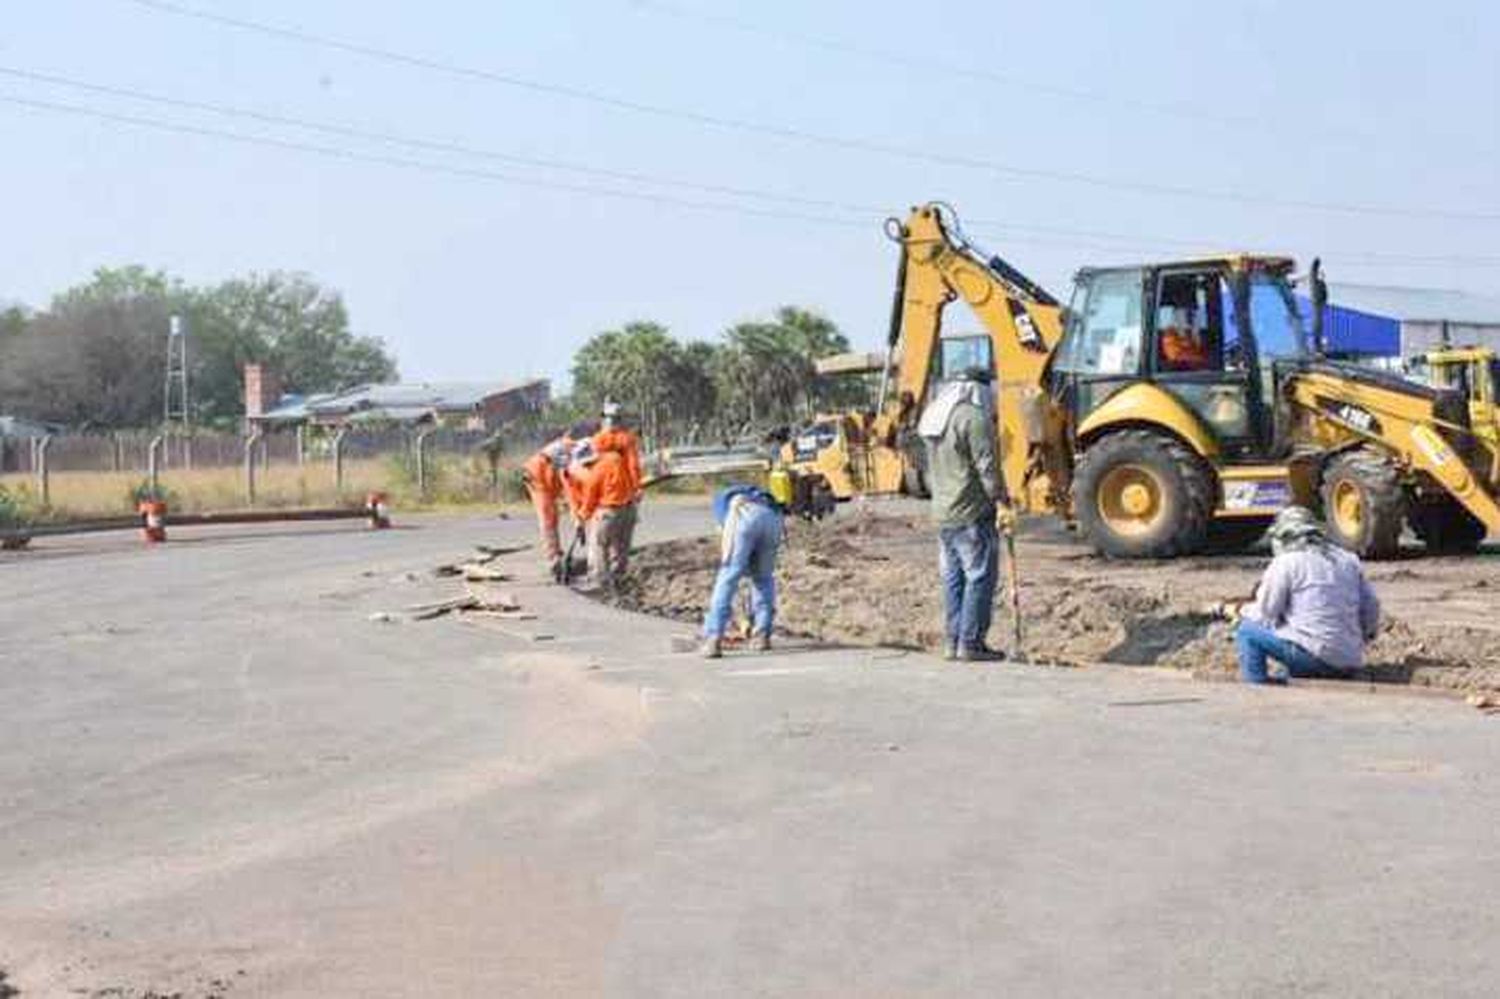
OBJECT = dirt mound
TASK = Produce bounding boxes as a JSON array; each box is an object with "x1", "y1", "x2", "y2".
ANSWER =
[{"x1": 613, "y1": 511, "x2": 1500, "y2": 695}]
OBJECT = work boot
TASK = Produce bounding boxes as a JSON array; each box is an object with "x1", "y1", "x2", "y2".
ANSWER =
[
  {"x1": 701, "y1": 637, "x2": 723, "y2": 660},
  {"x1": 751, "y1": 632, "x2": 772, "y2": 653},
  {"x1": 958, "y1": 643, "x2": 1007, "y2": 663}
]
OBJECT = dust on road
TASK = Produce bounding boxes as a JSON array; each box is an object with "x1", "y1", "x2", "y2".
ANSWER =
[{"x1": 612, "y1": 509, "x2": 1500, "y2": 694}]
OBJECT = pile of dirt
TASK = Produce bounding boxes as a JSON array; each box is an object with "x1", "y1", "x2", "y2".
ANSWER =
[{"x1": 612, "y1": 510, "x2": 1500, "y2": 695}]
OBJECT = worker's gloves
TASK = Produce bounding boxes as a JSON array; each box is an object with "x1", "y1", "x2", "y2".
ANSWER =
[
  {"x1": 995, "y1": 504, "x2": 1018, "y2": 534},
  {"x1": 1202, "y1": 600, "x2": 1246, "y2": 624}
]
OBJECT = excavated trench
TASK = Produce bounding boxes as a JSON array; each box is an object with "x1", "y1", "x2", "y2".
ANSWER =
[{"x1": 610, "y1": 508, "x2": 1500, "y2": 695}]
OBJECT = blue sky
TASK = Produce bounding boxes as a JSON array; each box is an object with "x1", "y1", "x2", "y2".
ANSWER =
[{"x1": 2, "y1": 0, "x2": 1496, "y2": 387}]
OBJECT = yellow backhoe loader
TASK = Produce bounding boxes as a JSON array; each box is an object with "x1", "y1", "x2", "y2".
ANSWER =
[{"x1": 785, "y1": 202, "x2": 1500, "y2": 558}]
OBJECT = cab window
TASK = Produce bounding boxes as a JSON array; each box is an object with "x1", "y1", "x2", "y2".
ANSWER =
[
  {"x1": 1154, "y1": 271, "x2": 1225, "y2": 373},
  {"x1": 1056, "y1": 269, "x2": 1143, "y2": 376},
  {"x1": 1244, "y1": 273, "x2": 1306, "y2": 359},
  {"x1": 938, "y1": 335, "x2": 994, "y2": 382}
]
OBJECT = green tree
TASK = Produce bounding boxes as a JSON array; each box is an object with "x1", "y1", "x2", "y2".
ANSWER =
[
  {"x1": 570, "y1": 321, "x2": 692, "y2": 443},
  {"x1": 0, "y1": 267, "x2": 185, "y2": 427},
  {"x1": 714, "y1": 306, "x2": 851, "y2": 429},
  {"x1": 192, "y1": 272, "x2": 397, "y2": 425},
  {"x1": 0, "y1": 268, "x2": 397, "y2": 429}
]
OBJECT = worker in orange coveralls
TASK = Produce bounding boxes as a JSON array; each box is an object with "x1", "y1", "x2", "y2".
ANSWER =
[
  {"x1": 521, "y1": 432, "x2": 572, "y2": 578},
  {"x1": 578, "y1": 426, "x2": 640, "y2": 591},
  {"x1": 591, "y1": 401, "x2": 643, "y2": 501}
]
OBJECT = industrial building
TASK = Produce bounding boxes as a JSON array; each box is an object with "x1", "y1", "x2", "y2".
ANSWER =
[
  {"x1": 1300, "y1": 283, "x2": 1500, "y2": 360},
  {"x1": 243, "y1": 363, "x2": 550, "y2": 432}
]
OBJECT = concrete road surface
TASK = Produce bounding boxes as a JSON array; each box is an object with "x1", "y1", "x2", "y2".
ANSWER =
[{"x1": 1, "y1": 503, "x2": 1497, "y2": 997}]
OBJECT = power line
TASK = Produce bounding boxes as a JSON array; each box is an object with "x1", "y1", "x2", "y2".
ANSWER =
[
  {"x1": 0, "y1": 64, "x2": 878, "y2": 218},
  {"x1": 0, "y1": 91, "x2": 871, "y2": 230},
  {"x1": 119, "y1": 0, "x2": 1500, "y2": 224},
  {"x1": 0, "y1": 90, "x2": 1201, "y2": 259},
  {"x1": 13, "y1": 63, "x2": 1495, "y2": 270},
  {"x1": 626, "y1": 0, "x2": 1395, "y2": 152}
]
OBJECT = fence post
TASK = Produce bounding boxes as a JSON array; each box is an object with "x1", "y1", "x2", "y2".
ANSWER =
[
  {"x1": 244, "y1": 431, "x2": 262, "y2": 506},
  {"x1": 36, "y1": 435, "x2": 52, "y2": 507},
  {"x1": 416, "y1": 427, "x2": 435, "y2": 500},
  {"x1": 333, "y1": 427, "x2": 348, "y2": 495},
  {"x1": 148, "y1": 435, "x2": 165, "y2": 495},
  {"x1": 295, "y1": 424, "x2": 306, "y2": 466},
  {"x1": 112, "y1": 433, "x2": 123, "y2": 472}
]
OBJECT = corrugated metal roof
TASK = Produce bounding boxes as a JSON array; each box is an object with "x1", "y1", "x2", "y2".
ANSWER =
[
  {"x1": 259, "y1": 379, "x2": 546, "y2": 421},
  {"x1": 1325, "y1": 283, "x2": 1500, "y2": 325}
]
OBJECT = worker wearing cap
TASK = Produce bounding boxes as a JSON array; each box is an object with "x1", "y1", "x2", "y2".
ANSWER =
[
  {"x1": 521, "y1": 431, "x2": 572, "y2": 576},
  {"x1": 583, "y1": 402, "x2": 642, "y2": 583},
  {"x1": 592, "y1": 401, "x2": 644, "y2": 501},
  {"x1": 700, "y1": 482, "x2": 785, "y2": 659},
  {"x1": 918, "y1": 365, "x2": 1009, "y2": 662},
  {"x1": 1234, "y1": 505, "x2": 1382, "y2": 685},
  {"x1": 578, "y1": 430, "x2": 638, "y2": 590}
]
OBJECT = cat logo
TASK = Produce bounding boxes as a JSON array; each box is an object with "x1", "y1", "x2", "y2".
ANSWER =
[{"x1": 1008, "y1": 299, "x2": 1045, "y2": 352}]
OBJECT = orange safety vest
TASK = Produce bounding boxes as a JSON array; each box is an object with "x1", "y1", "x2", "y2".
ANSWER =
[{"x1": 579, "y1": 450, "x2": 635, "y2": 520}]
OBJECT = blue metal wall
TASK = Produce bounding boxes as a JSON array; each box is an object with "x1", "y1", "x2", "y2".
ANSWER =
[{"x1": 1295, "y1": 296, "x2": 1401, "y2": 357}]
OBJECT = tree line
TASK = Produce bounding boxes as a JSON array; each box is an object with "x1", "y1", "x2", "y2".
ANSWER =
[
  {"x1": 564, "y1": 306, "x2": 868, "y2": 444},
  {"x1": 0, "y1": 266, "x2": 397, "y2": 430},
  {"x1": 0, "y1": 269, "x2": 865, "y2": 443}
]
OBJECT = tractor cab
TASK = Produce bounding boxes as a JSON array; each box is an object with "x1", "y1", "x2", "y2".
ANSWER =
[{"x1": 1052, "y1": 255, "x2": 1307, "y2": 462}]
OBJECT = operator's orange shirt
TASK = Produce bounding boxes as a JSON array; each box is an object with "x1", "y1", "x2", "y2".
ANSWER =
[
  {"x1": 578, "y1": 450, "x2": 634, "y2": 520},
  {"x1": 1160, "y1": 329, "x2": 1210, "y2": 370},
  {"x1": 592, "y1": 427, "x2": 643, "y2": 496}
]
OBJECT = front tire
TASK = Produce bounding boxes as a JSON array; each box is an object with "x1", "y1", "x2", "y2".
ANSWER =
[
  {"x1": 1321, "y1": 448, "x2": 1405, "y2": 559},
  {"x1": 1074, "y1": 430, "x2": 1213, "y2": 558}
]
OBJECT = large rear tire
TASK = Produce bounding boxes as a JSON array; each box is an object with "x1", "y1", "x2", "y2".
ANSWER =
[
  {"x1": 1320, "y1": 448, "x2": 1405, "y2": 559},
  {"x1": 1409, "y1": 499, "x2": 1487, "y2": 554},
  {"x1": 1074, "y1": 430, "x2": 1213, "y2": 558}
]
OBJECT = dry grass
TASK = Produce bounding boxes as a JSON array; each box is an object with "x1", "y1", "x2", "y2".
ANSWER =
[{"x1": 1, "y1": 455, "x2": 528, "y2": 521}]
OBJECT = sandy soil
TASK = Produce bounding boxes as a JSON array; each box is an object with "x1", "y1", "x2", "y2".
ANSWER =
[{"x1": 612, "y1": 508, "x2": 1500, "y2": 694}]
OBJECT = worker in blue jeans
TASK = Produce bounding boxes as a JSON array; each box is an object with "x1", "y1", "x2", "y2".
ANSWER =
[
  {"x1": 701, "y1": 484, "x2": 784, "y2": 659},
  {"x1": 920, "y1": 367, "x2": 1009, "y2": 661},
  {"x1": 939, "y1": 520, "x2": 999, "y2": 658},
  {"x1": 1235, "y1": 505, "x2": 1381, "y2": 685}
]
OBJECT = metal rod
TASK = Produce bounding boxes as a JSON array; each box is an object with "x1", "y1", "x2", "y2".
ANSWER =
[
  {"x1": 416, "y1": 427, "x2": 436, "y2": 499},
  {"x1": 244, "y1": 432, "x2": 263, "y2": 506},
  {"x1": 333, "y1": 428, "x2": 348, "y2": 494},
  {"x1": 36, "y1": 435, "x2": 52, "y2": 507},
  {"x1": 148, "y1": 435, "x2": 164, "y2": 494}
]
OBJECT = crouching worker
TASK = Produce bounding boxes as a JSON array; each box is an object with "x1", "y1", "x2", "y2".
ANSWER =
[
  {"x1": 1235, "y1": 505, "x2": 1381, "y2": 685},
  {"x1": 701, "y1": 484, "x2": 785, "y2": 659}
]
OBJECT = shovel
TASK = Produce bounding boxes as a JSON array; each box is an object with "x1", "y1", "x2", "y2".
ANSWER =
[{"x1": 999, "y1": 509, "x2": 1026, "y2": 662}]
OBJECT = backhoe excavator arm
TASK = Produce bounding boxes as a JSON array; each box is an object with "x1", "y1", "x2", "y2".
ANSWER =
[
  {"x1": 882, "y1": 204, "x2": 1067, "y2": 511},
  {"x1": 1288, "y1": 364, "x2": 1500, "y2": 536}
]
